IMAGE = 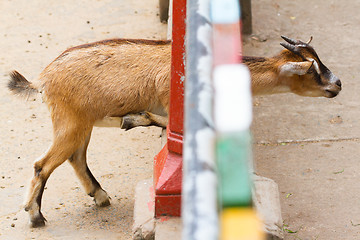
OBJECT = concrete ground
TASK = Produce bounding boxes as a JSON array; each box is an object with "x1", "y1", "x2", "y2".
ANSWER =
[
  {"x1": 0, "y1": 1, "x2": 166, "y2": 239},
  {"x1": 1, "y1": 0, "x2": 360, "y2": 240},
  {"x1": 246, "y1": 0, "x2": 360, "y2": 239}
]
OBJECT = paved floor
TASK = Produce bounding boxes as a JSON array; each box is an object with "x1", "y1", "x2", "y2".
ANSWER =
[{"x1": 246, "y1": 0, "x2": 360, "y2": 239}]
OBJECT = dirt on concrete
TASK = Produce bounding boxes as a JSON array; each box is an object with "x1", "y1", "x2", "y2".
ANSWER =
[
  {"x1": 245, "y1": 0, "x2": 360, "y2": 239},
  {"x1": 0, "y1": 1, "x2": 166, "y2": 239}
]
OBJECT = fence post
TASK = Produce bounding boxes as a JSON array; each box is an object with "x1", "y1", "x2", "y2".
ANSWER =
[
  {"x1": 153, "y1": 0, "x2": 186, "y2": 218},
  {"x1": 182, "y1": 0, "x2": 218, "y2": 239},
  {"x1": 212, "y1": 0, "x2": 264, "y2": 239}
]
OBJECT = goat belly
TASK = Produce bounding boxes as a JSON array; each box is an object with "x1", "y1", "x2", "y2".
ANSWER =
[{"x1": 94, "y1": 117, "x2": 123, "y2": 128}]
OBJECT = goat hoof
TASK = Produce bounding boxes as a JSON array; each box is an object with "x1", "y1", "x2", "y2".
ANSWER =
[
  {"x1": 121, "y1": 116, "x2": 135, "y2": 131},
  {"x1": 96, "y1": 198, "x2": 111, "y2": 207},
  {"x1": 30, "y1": 212, "x2": 47, "y2": 228},
  {"x1": 94, "y1": 189, "x2": 111, "y2": 207}
]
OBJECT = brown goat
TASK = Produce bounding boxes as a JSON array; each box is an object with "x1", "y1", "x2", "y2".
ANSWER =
[
  {"x1": 121, "y1": 36, "x2": 342, "y2": 129},
  {"x1": 8, "y1": 36, "x2": 341, "y2": 227}
]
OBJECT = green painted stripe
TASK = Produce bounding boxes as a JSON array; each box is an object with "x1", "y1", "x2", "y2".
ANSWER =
[{"x1": 217, "y1": 132, "x2": 253, "y2": 207}]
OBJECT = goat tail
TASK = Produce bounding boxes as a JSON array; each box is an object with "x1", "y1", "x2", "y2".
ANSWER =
[{"x1": 8, "y1": 71, "x2": 38, "y2": 97}]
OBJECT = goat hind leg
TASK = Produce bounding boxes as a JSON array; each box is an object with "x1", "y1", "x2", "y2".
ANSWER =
[
  {"x1": 24, "y1": 170, "x2": 48, "y2": 228},
  {"x1": 68, "y1": 131, "x2": 110, "y2": 207},
  {"x1": 24, "y1": 124, "x2": 91, "y2": 227}
]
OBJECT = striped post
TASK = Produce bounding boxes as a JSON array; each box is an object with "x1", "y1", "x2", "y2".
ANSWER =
[
  {"x1": 182, "y1": 0, "x2": 264, "y2": 239},
  {"x1": 212, "y1": 0, "x2": 265, "y2": 239},
  {"x1": 182, "y1": 0, "x2": 218, "y2": 239}
]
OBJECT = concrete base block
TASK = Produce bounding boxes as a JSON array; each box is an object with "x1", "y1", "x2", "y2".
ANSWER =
[
  {"x1": 133, "y1": 176, "x2": 283, "y2": 239},
  {"x1": 155, "y1": 217, "x2": 182, "y2": 240},
  {"x1": 133, "y1": 178, "x2": 182, "y2": 240},
  {"x1": 252, "y1": 174, "x2": 284, "y2": 240},
  {"x1": 133, "y1": 179, "x2": 155, "y2": 240}
]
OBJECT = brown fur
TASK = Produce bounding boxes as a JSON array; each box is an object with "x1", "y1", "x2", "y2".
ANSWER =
[{"x1": 8, "y1": 37, "x2": 341, "y2": 227}]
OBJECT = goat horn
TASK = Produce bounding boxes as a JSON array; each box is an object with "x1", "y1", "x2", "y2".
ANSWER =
[
  {"x1": 281, "y1": 36, "x2": 297, "y2": 45},
  {"x1": 280, "y1": 42, "x2": 296, "y2": 52},
  {"x1": 306, "y1": 36, "x2": 313, "y2": 45}
]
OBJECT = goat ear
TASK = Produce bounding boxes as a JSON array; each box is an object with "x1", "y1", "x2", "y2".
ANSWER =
[{"x1": 280, "y1": 61, "x2": 313, "y2": 76}]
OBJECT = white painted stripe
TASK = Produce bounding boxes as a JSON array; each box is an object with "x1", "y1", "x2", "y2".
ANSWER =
[
  {"x1": 214, "y1": 64, "x2": 252, "y2": 133},
  {"x1": 211, "y1": 0, "x2": 241, "y2": 24}
]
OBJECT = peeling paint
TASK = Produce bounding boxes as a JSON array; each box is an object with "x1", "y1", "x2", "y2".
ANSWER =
[
  {"x1": 180, "y1": 75, "x2": 185, "y2": 83},
  {"x1": 182, "y1": 0, "x2": 218, "y2": 239}
]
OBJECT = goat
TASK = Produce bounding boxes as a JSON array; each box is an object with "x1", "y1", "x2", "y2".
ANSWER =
[
  {"x1": 245, "y1": 36, "x2": 341, "y2": 97},
  {"x1": 121, "y1": 36, "x2": 342, "y2": 129},
  {"x1": 8, "y1": 36, "x2": 341, "y2": 227}
]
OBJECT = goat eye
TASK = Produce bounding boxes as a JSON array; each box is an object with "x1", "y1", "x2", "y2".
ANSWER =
[{"x1": 307, "y1": 68, "x2": 315, "y2": 74}]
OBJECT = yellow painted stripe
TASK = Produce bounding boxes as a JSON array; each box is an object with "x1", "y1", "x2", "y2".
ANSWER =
[{"x1": 220, "y1": 208, "x2": 265, "y2": 240}]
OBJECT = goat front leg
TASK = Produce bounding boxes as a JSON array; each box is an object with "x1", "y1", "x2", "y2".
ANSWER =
[
  {"x1": 121, "y1": 111, "x2": 168, "y2": 130},
  {"x1": 68, "y1": 130, "x2": 110, "y2": 207}
]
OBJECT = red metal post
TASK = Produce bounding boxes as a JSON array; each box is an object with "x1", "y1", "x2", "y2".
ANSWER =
[{"x1": 153, "y1": 0, "x2": 186, "y2": 217}]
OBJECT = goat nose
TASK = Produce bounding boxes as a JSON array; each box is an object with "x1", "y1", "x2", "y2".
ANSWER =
[{"x1": 335, "y1": 79, "x2": 342, "y2": 88}]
